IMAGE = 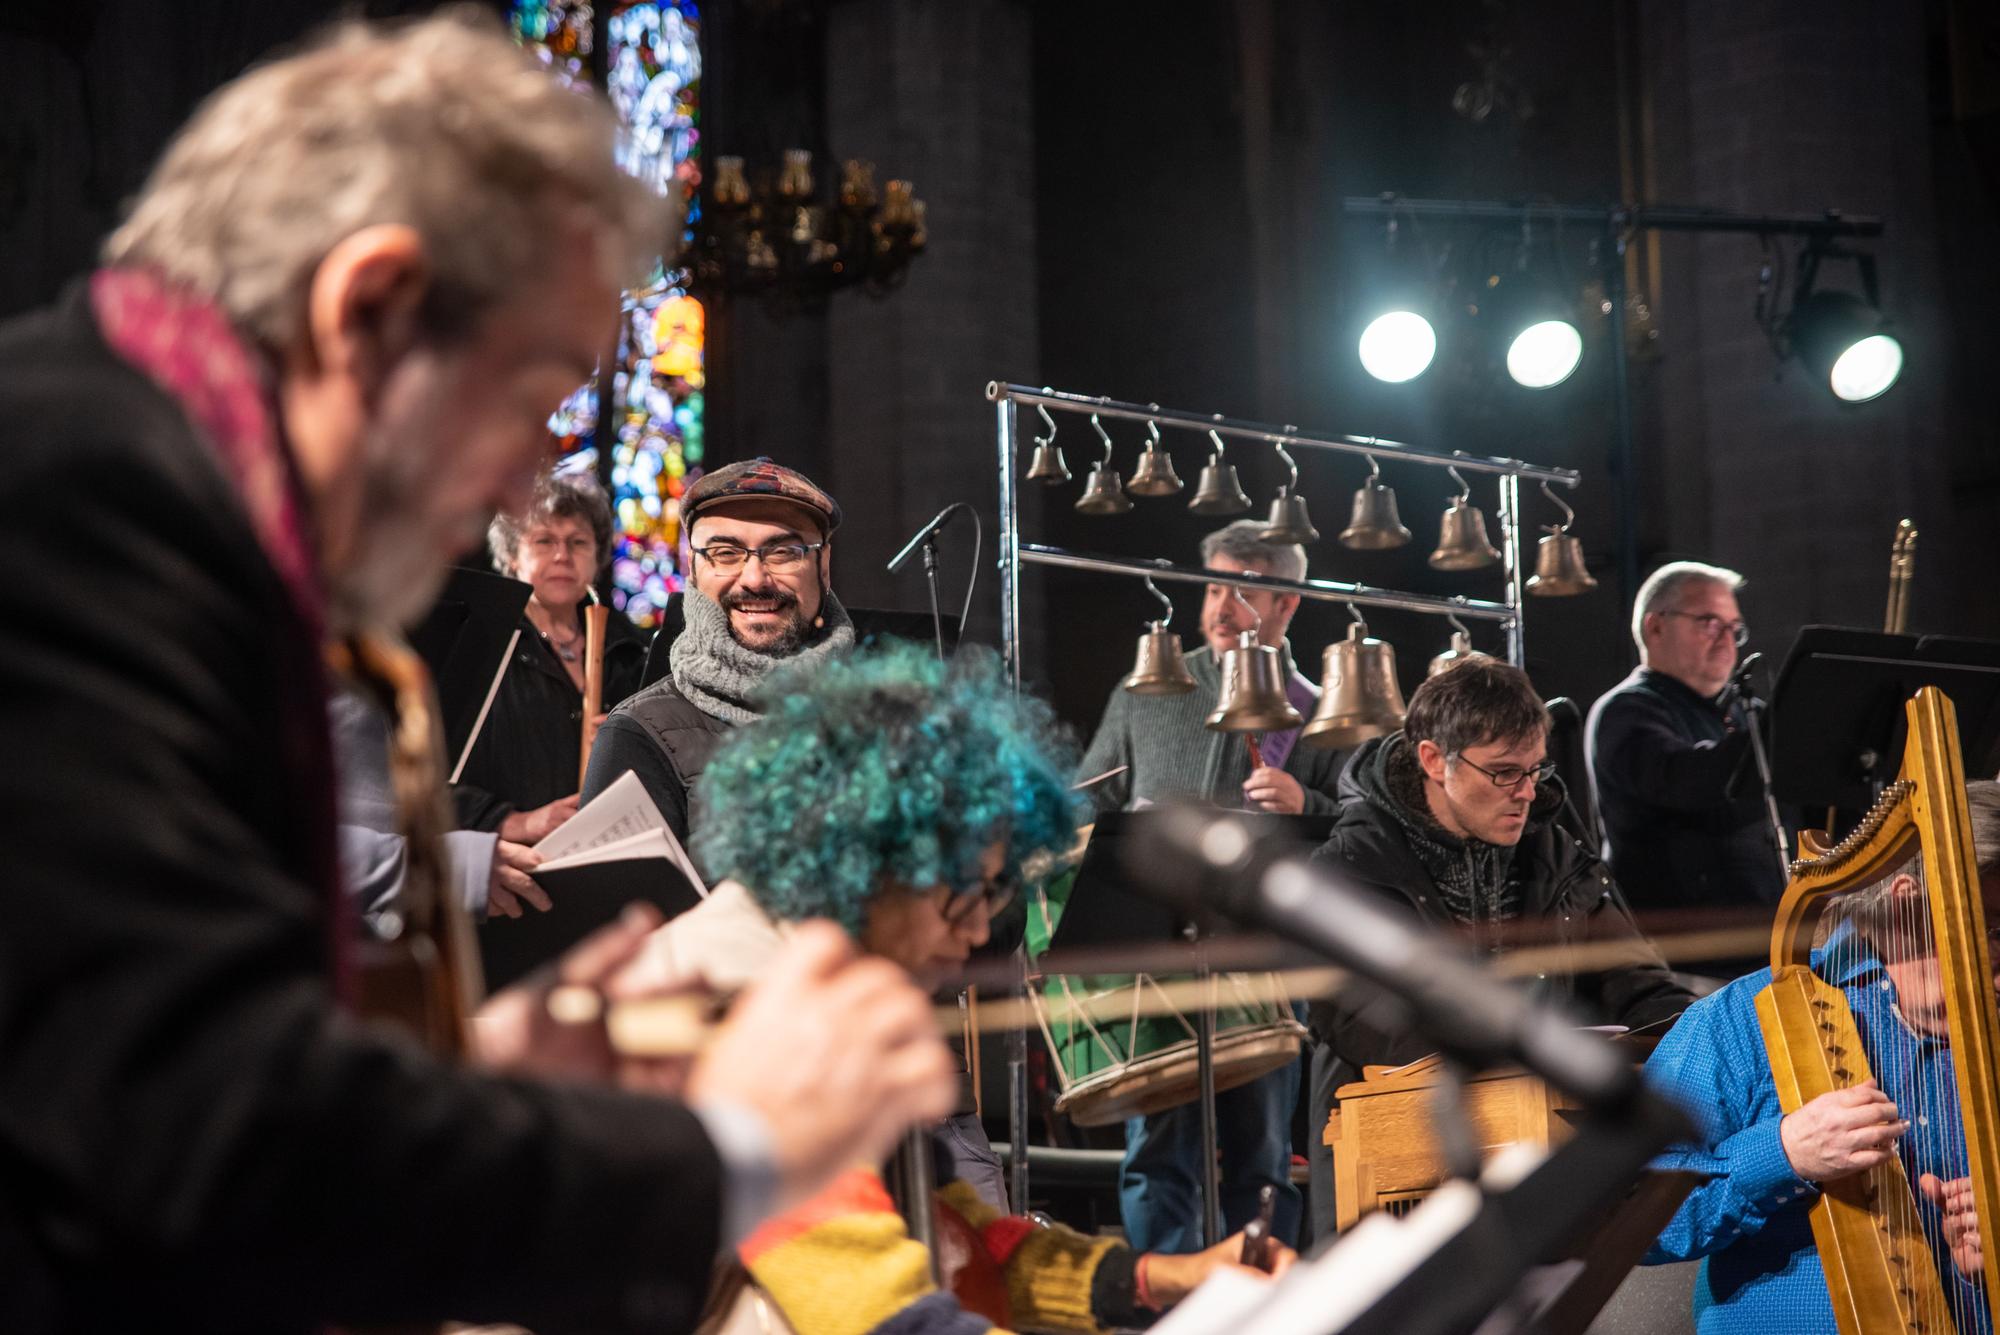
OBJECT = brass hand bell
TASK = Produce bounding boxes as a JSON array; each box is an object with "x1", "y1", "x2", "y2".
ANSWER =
[
  {"x1": 1126, "y1": 419, "x2": 1184, "y2": 498},
  {"x1": 1206, "y1": 630, "x2": 1304, "y2": 732},
  {"x1": 1123, "y1": 621, "x2": 1197, "y2": 695},
  {"x1": 1075, "y1": 412, "x2": 1133, "y2": 514},
  {"x1": 1338, "y1": 457, "x2": 1412, "y2": 550},
  {"x1": 1525, "y1": 483, "x2": 1597, "y2": 596},
  {"x1": 1259, "y1": 439, "x2": 1319, "y2": 544},
  {"x1": 1428, "y1": 469, "x2": 1500, "y2": 570},
  {"x1": 1025, "y1": 404, "x2": 1070, "y2": 483},
  {"x1": 1188, "y1": 428, "x2": 1252, "y2": 515},
  {"x1": 1302, "y1": 618, "x2": 1408, "y2": 749},
  {"x1": 1123, "y1": 575, "x2": 1197, "y2": 695}
]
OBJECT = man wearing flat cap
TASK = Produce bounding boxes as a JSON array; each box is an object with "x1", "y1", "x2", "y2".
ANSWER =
[{"x1": 583, "y1": 457, "x2": 851, "y2": 843}]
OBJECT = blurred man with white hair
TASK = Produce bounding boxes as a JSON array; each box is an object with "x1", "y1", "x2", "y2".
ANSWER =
[{"x1": 0, "y1": 15, "x2": 954, "y2": 1332}]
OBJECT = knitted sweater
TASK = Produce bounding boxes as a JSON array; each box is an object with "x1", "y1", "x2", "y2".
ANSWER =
[
  {"x1": 738, "y1": 1169, "x2": 1131, "y2": 1335},
  {"x1": 1075, "y1": 643, "x2": 1344, "y2": 814}
]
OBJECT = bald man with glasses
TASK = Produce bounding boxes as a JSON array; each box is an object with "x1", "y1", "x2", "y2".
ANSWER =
[{"x1": 1585, "y1": 560, "x2": 1786, "y2": 925}]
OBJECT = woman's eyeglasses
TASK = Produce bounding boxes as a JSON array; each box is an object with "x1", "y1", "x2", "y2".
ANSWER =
[{"x1": 943, "y1": 872, "x2": 1019, "y2": 926}]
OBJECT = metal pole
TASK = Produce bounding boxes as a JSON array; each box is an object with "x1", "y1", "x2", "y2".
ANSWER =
[
  {"x1": 1605, "y1": 217, "x2": 1642, "y2": 617},
  {"x1": 1193, "y1": 932, "x2": 1221, "y2": 1248},
  {"x1": 997, "y1": 397, "x2": 1030, "y2": 1214},
  {"x1": 986, "y1": 382, "x2": 1579, "y2": 486},
  {"x1": 1340, "y1": 194, "x2": 1884, "y2": 240},
  {"x1": 1499, "y1": 473, "x2": 1525, "y2": 666},
  {"x1": 1019, "y1": 544, "x2": 1516, "y2": 623},
  {"x1": 999, "y1": 399, "x2": 1023, "y2": 687}
]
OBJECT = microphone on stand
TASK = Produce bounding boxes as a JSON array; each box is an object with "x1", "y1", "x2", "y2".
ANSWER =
[
  {"x1": 885, "y1": 503, "x2": 972, "y2": 573},
  {"x1": 1119, "y1": 807, "x2": 1644, "y2": 1113},
  {"x1": 887, "y1": 502, "x2": 976, "y2": 663}
]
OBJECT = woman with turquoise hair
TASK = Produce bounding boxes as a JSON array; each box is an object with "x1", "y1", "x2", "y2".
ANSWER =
[
  {"x1": 629, "y1": 640, "x2": 1082, "y2": 993},
  {"x1": 620, "y1": 641, "x2": 1292, "y2": 1335}
]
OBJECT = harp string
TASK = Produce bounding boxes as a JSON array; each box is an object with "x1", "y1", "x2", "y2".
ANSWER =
[{"x1": 1826, "y1": 849, "x2": 1989, "y2": 1332}]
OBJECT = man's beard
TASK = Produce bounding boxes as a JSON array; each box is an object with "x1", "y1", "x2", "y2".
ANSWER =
[
  {"x1": 324, "y1": 424, "x2": 473, "y2": 636},
  {"x1": 722, "y1": 585, "x2": 810, "y2": 656}
]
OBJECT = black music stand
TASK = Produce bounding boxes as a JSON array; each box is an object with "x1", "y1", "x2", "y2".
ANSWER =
[
  {"x1": 1054, "y1": 809, "x2": 1334, "y2": 1246},
  {"x1": 409, "y1": 567, "x2": 532, "y2": 771},
  {"x1": 1770, "y1": 627, "x2": 2000, "y2": 813}
]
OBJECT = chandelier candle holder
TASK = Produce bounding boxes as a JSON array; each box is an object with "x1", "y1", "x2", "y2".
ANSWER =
[{"x1": 692, "y1": 151, "x2": 926, "y2": 301}]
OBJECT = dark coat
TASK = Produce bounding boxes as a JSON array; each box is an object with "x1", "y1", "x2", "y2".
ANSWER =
[
  {"x1": 1306, "y1": 733, "x2": 1693, "y2": 1084},
  {"x1": 452, "y1": 609, "x2": 645, "y2": 831},
  {"x1": 1584, "y1": 666, "x2": 1785, "y2": 911},
  {"x1": 0, "y1": 287, "x2": 724, "y2": 1333}
]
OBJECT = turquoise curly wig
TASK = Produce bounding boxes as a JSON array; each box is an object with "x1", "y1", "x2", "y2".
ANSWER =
[{"x1": 690, "y1": 642, "x2": 1085, "y2": 933}]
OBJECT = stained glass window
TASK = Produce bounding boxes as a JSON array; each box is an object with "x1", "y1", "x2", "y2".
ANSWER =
[{"x1": 510, "y1": 0, "x2": 704, "y2": 629}]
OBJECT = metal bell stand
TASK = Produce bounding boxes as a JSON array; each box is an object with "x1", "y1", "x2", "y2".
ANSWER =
[{"x1": 985, "y1": 380, "x2": 1583, "y2": 1235}]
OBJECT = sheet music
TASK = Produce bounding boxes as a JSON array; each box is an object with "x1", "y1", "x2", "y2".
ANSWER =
[
  {"x1": 533, "y1": 771, "x2": 708, "y2": 896},
  {"x1": 1146, "y1": 1181, "x2": 1484, "y2": 1335}
]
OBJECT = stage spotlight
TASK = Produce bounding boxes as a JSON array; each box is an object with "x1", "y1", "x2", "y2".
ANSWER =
[
  {"x1": 1506, "y1": 318, "x2": 1583, "y2": 389},
  {"x1": 1359, "y1": 309, "x2": 1438, "y2": 383},
  {"x1": 1788, "y1": 290, "x2": 1903, "y2": 403}
]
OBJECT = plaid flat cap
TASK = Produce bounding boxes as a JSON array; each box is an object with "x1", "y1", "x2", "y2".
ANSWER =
[{"x1": 681, "y1": 457, "x2": 841, "y2": 534}]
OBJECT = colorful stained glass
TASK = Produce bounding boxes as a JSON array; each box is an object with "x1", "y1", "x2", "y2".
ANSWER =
[{"x1": 512, "y1": 0, "x2": 704, "y2": 629}]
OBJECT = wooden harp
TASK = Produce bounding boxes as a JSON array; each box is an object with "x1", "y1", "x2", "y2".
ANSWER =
[{"x1": 1756, "y1": 687, "x2": 2000, "y2": 1334}]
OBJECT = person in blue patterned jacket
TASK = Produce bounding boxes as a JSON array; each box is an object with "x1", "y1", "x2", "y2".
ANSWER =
[{"x1": 1641, "y1": 779, "x2": 2000, "y2": 1333}]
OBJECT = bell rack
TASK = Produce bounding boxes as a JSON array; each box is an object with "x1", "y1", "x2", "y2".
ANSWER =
[
  {"x1": 987, "y1": 380, "x2": 1583, "y2": 678},
  {"x1": 985, "y1": 379, "x2": 1585, "y2": 1218}
]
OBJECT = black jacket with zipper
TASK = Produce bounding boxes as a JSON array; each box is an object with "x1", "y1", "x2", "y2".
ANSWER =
[{"x1": 1303, "y1": 733, "x2": 1693, "y2": 1236}]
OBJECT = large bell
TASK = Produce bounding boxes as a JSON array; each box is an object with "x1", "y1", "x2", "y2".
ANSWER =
[
  {"x1": 1302, "y1": 622, "x2": 1408, "y2": 749},
  {"x1": 1427, "y1": 498, "x2": 1501, "y2": 570},
  {"x1": 1121, "y1": 622, "x2": 1197, "y2": 695},
  {"x1": 1526, "y1": 527, "x2": 1598, "y2": 596},
  {"x1": 1337, "y1": 481, "x2": 1412, "y2": 550},
  {"x1": 1261, "y1": 489, "x2": 1320, "y2": 545},
  {"x1": 1188, "y1": 460, "x2": 1252, "y2": 515},
  {"x1": 1205, "y1": 631, "x2": 1304, "y2": 732},
  {"x1": 1026, "y1": 441, "x2": 1071, "y2": 484},
  {"x1": 1127, "y1": 445, "x2": 1185, "y2": 498},
  {"x1": 1074, "y1": 462, "x2": 1133, "y2": 515},
  {"x1": 1427, "y1": 630, "x2": 1492, "y2": 678}
]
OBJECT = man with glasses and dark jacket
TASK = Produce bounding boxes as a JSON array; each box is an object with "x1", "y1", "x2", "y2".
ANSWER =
[
  {"x1": 1584, "y1": 560, "x2": 1786, "y2": 917},
  {"x1": 1304, "y1": 656, "x2": 1693, "y2": 1239}
]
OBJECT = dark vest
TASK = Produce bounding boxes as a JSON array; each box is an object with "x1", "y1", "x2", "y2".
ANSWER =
[{"x1": 618, "y1": 676, "x2": 734, "y2": 810}]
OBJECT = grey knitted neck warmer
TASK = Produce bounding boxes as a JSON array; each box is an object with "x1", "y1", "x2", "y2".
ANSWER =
[{"x1": 670, "y1": 587, "x2": 855, "y2": 726}]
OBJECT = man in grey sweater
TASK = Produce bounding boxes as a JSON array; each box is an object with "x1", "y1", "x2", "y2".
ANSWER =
[{"x1": 1076, "y1": 520, "x2": 1346, "y2": 1254}]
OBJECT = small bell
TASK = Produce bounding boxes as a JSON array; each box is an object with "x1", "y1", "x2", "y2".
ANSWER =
[
  {"x1": 1205, "y1": 631, "x2": 1304, "y2": 733},
  {"x1": 1261, "y1": 489, "x2": 1320, "y2": 545},
  {"x1": 1427, "y1": 629, "x2": 1491, "y2": 678},
  {"x1": 1338, "y1": 459, "x2": 1411, "y2": 550},
  {"x1": 1428, "y1": 498, "x2": 1501, "y2": 570},
  {"x1": 1074, "y1": 462, "x2": 1133, "y2": 515},
  {"x1": 1026, "y1": 441, "x2": 1071, "y2": 484},
  {"x1": 1025, "y1": 405, "x2": 1070, "y2": 484},
  {"x1": 1302, "y1": 620, "x2": 1408, "y2": 749},
  {"x1": 1127, "y1": 445, "x2": 1184, "y2": 497},
  {"x1": 1526, "y1": 527, "x2": 1598, "y2": 596},
  {"x1": 1258, "y1": 439, "x2": 1317, "y2": 543},
  {"x1": 1189, "y1": 428, "x2": 1252, "y2": 515},
  {"x1": 1122, "y1": 621, "x2": 1197, "y2": 695},
  {"x1": 1189, "y1": 461, "x2": 1251, "y2": 514}
]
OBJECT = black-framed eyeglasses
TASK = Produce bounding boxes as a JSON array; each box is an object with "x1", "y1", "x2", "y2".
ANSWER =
[
  {"x1": 943, "y1": 871, "x2": 1019, "y2": 927},
  {"x1": 1451, "y1": 755, "x2": 1558, "y2": 791},
  {"x1": 1661, "y1": 609, "x2": 1750, "y2": 647},
  {"x1": 690, "y1": 540, "x2": 825, "y2": 573}
]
